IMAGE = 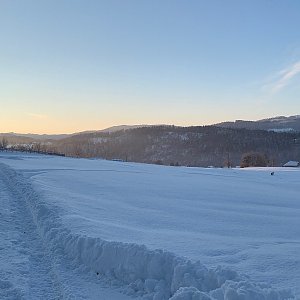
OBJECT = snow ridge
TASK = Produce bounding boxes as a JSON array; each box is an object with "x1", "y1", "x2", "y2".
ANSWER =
[{"x1": 2, "y1": 163, "x2": 296, "y2": 300}]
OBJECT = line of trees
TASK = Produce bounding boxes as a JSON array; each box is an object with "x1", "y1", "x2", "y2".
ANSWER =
[
  {"x1": 0, "y1": 138, "x2": 65, "y2": 157},
  {"x1": 0, "y1": 137, "x2": 8, "y2": 150}
]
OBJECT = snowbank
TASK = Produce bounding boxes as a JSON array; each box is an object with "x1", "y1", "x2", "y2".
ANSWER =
[{"x1": 1, "y1": 163, "x2": 295, "y2": 300}]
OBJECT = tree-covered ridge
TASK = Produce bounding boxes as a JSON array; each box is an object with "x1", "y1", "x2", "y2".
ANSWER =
[{"x1": 2, "y1": 125, "x2": 300, "y2": 167}]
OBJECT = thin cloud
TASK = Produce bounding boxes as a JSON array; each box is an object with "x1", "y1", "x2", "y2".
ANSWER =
[
  {"x1": 264, "y1": 61, "x2": 300, "y2": 94},
  {"x1": 27, "y1": 113, "x2": 49, "y2": 120}
]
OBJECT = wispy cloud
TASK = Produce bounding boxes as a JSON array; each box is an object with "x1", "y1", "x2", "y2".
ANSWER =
[
  {"x1": 27, "y1": 113, "x2": 49, "y2": 120},
  {"x1": 263, "y1": 61, "x2": 300, "y2": 94}
]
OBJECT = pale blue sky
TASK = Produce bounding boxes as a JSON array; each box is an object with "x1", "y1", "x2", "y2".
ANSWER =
[{"x1": 1, "y1": 0, "x2": 300, "y2": 133}]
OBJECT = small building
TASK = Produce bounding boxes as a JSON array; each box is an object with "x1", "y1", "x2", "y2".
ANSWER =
[{"x1": 283, "y1": 161, "x2": 300, "y2": 167}]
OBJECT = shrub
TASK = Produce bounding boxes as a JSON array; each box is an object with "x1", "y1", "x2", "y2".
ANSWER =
[{"x1": 240, "y1": 152, "x2": 269, "y2": 168}]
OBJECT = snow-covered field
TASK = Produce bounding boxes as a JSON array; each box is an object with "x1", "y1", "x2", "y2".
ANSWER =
[{"x1": 0, "y1": 152, "x2": 299, "y2": 299}]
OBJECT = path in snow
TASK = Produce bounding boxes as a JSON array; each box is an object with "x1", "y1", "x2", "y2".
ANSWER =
[
  {"x1": 0, "y1": 164, "x2": 62, "y2": 299},
  {"x1": 0, "y1": 162, "x2": 133, "y2": 300}
]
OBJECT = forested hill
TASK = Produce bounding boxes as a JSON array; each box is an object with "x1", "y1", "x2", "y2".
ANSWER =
[
  {"x1": 2, "y1": 125, "x2": 300, "y2": 167},
  {"x1": 216, "y1": 115, "x2": 300, "y2": 132},
  {"x1": 54, "y1": 126, "x2": 300, "y2": 167}
]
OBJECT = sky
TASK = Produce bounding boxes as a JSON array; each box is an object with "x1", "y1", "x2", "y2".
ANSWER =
[{"x1": 1, "y1": 0, "x2": 300, "y2": 134}]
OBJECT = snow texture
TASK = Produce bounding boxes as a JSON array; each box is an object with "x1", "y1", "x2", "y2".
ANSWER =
[{"x1": 0, "y1": 152, "x2": 299, "y2": 299}]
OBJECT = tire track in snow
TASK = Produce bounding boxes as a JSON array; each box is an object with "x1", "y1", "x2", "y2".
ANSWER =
[
  {"x1": 0, "y1": 164, "x2": 63, "y2": 299},
  {"x1": 0, "y1": 162, "x2": 134, "y2": 300}
]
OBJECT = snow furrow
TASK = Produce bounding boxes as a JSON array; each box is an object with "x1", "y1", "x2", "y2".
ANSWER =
[
  {"x1": 0, "y1": 162, "x2": 295, "y2": 300},
  {"x1": 0, "y1": 164, "x2": 64, "y2": 299}
]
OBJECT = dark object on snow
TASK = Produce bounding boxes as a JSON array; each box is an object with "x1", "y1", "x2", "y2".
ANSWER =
[{"x1": 271, "y1": 172, "x2": 274, "y2": 176}]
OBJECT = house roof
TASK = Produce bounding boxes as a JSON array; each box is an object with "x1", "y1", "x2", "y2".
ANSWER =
[{"x1": 283, "y1": 161, "x2": 299, "y2": 167}]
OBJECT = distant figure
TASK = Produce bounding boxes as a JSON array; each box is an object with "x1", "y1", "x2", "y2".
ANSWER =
[{"x1": 271, "y1": 172, "x2": 274, "y2": 176}]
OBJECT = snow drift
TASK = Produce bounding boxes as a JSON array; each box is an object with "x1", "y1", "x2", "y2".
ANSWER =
[{"x1": 1, "y1": 162, "x2": 295, "y2": 300}]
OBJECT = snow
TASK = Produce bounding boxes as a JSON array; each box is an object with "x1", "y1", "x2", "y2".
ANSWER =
[
  {"x1": 283, "y1": 161, "x2": 299, "y2": 167},
  {"x1": 268, "y1": 128, "x2": 295, "y2": 132},
  {"x1": 0, "y1": 152, "x2": 299, "y2": 299},
  {"x1": 0, "y1": 159, "x2": 133, "y2": 300}
]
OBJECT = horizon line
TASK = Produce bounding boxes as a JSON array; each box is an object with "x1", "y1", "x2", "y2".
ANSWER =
[{"x1": 1, "y1": 114, "x2": 300, "y2": 135}]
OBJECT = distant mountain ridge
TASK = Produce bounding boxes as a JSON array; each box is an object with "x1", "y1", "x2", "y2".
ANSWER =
[
  {"x1": 2, "y1": 115, "x2": 300, "y2": 140},
  {"x1": 0, "y1": 132, "x2": 70, "y2": 140},
  {"x1": 215, "y1": 115, "x2": 300, "y2": 132},
  {"x1": 0, "y1": 125, "x2": 153, "y2": 140}
]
